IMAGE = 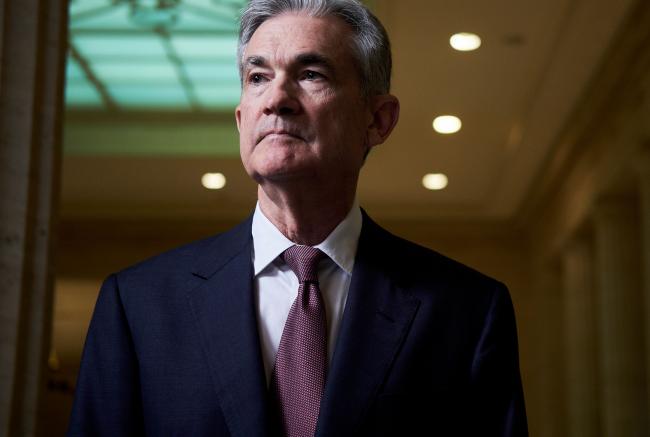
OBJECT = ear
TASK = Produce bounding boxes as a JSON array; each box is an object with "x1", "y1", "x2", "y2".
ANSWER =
[
  {"x1": 366, "y1": 94, "x2": 400, "y2": 149},
  {"x1": 235, "y1": 105, "x2": 242, "y2": 132}
]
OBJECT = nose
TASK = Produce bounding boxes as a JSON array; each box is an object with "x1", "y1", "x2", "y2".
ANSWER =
[{"x1": 263, "y1": 74, "x2": 301, "y2": 116}]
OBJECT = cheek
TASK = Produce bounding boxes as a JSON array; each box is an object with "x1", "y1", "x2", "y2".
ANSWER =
[
  {"x1": 237, "y1": 98, "x2": 257, "y2": 129},
  {"x1": 238, "y1": 111, "x2": 252, "y2": 135},
  {"x1": 238, "y1": 115, "x2": 255, "y2": 159},
  {"x1": 237, "y1": 109, "x2": 258, "y2": 154},
  {"x1": 327, "y1": 106, "x2": 366, "y2": 142}
]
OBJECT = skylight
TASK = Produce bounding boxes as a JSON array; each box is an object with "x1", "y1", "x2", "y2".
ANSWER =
[{"x1": 66, "y1": 0, "x2": 247, "y2": 111}]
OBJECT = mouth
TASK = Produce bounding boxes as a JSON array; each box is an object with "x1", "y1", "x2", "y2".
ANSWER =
[{"x1": 256, "y1": 129, "x2": 304, "y2": 145}]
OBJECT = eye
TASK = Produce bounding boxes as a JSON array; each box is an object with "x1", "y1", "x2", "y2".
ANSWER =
[
  {"x1": 302, "y1": 70, "x2": 324, "y2": 81},
  {"x1": 248, "y1": 73, "x2": 266, "y2": 84}
]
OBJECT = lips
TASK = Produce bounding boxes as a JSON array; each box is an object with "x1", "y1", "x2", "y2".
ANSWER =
[{"x1": 256, "y1": 129, "x2": 305, "y2": 144}]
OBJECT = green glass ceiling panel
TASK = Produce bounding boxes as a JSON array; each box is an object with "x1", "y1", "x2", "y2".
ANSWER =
[
  {"x1": 71, "y1": 4, "x2": 133, "y2": 31},
  {"x1": 184, "y1": 61, "x2": 239, "y2": 82},
  {"x1": 66, "y1": 79, "x2": 104, "y2": 107},
  {"x1": 66, "y1": 1, "x2": 247, "y2": 113},
  {"x1": 70, "y1": 1, "x2": 244, "y2": 32},
  {"x1": 92, "y1": 61, "x2": 179, "y2": 83},
  {"x1": 70, "y1": 0, "x2": 115, "y2": 20},
  {"x1": 66, "y1": 58, "x2": 86, "y2": 82},
  {"x1": 107, "y1": 84, "x2": 191, "y2": 108},
  {"x1": 170, "y1": 35, "x2": 238, "y2": 59},
  {"x1": 70, "y1": 0, "x2": 111, "y2": 14},
  {"x1": 74, "y1": 34, "x2": 167, "y2": 58},
  {"x1": 194, "y1": 84, "x2": 241, "y2": 109},
  {"x1": 187, "y1": 0, "x2": 244, "y2": 13},
  {"x1": 172, "y1": 7, "x2": 239, "y2": 32}
]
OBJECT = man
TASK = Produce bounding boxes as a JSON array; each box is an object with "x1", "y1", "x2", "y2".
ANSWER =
[{"x1": 68, "y1": 0, "x2": 528, "y2": 435}]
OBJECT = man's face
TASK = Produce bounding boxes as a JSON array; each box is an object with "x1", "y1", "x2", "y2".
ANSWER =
[{"x1": 236, "y1": 13, "x2": 371, "y2": 185}]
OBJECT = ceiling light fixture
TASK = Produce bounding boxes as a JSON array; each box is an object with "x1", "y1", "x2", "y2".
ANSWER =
[
  {"x1": 433, "y1": 115, "x2": 462, "y2": 134},
  {"x1": 422, "y1": 173, "x2": 448, "y2": 191},
  {"x1": 450, "y1": 32, "x2": 482, "y2": 51},
  {"x1": 201, "y1": 172, "x2": 227, "y2": 190}
]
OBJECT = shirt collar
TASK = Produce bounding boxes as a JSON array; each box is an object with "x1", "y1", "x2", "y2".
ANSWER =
[{"x1": 251, "y1": 201, "x2": 362, "y2": 276}]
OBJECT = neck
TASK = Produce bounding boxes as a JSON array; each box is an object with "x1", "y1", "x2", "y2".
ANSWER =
[{"x1": 257, "y1": 182, "x2": 356, "y2": 246}]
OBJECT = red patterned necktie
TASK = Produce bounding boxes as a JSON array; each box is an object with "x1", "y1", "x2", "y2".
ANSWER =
[{"x1": 271, "y1": 245, "x2": 327, "y2": 437}]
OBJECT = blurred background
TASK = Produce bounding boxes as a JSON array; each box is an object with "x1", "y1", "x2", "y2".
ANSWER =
[{"x1": 2, "y1": 0, "x2": 650, "y2": 435}]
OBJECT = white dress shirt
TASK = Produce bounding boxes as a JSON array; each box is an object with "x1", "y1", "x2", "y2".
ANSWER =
[{"x1": 251, "y1": 202, "x2": 362, "y2": 384}]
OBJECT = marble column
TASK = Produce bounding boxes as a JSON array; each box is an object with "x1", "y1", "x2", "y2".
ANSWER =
[
  {"x1": 561, "y1": 236, "x2": 599, "y2": 437},
  {"x1": 593, "y1": 199, "x2": 647, "y2": 437},
  {"x1": 0, "y1": 1, "x2": 67, "y2": 436},
  {"x1": 638, "y1": 149, "x2": 650, "y2": 430},
  {"x1": 531, "y1": 260, "x2": 566, "y2": 437}
]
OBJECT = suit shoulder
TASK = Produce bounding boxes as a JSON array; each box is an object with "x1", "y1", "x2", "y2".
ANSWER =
[
  {"x1": 115, "y1": 216, "x2": 252, "y2": 284},
  {"x1": 118, "y1": 233, "x2": 217, "y2": 276},
  {"x1": 367, "y1": 221, "x2": 506, "y2": 293},
  {"x1": 404, "y1": 236, "x2": 500, "y2": 284}
]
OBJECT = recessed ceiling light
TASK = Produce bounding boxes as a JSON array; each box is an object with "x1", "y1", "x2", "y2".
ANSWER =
[
  {"x1": 422, "y1": 173, "x2": 449, "y2": 191},
  {"x1": 433, "y1": 115, "x2": 462, "y2": 134},
  {"x1": 201, "y1": 172, "x2": 226, "y2": 190},
  {"x1": 450, "y1": 32, "x2": 482, "y2": 51}
]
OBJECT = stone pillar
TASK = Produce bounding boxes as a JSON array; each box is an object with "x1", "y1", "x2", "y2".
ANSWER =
[
  {"x1": 530, "y1": 260, "x2": 566, "y2": 437},
  {"x1": 638, "y1": 149, "x2": 650, "y2": 429},
  {"x1": 561, "y1": 235, "x2": 599, "y2": 437},
  {"x1": 593, "y1": 199, "x2": 647, "y2": 436},
  {"x1": 0, "y1": 1, "x2": 67, "y2": 436}
]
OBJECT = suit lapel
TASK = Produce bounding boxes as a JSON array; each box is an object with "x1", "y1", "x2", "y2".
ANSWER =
[
  {"x1": 185, "y1": 213, "x2": 419, "y2": 437},
  {"x1": 187, "y1": 217, "x2": 274, "y2": 437},
  {"x1": 316, "y1": 215, "x2": 421, "y2": 436}
]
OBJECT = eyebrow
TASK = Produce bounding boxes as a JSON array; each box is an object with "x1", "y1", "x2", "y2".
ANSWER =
[
  {"x1": 243, "y1": 55, "x2": 267, "y2": 72},
  {"x1": 242, "y1": 52, "x2": 335, "y2": 74},
  {"x1": 295, "y1": 53, "x2": 334, "y2": 71}
]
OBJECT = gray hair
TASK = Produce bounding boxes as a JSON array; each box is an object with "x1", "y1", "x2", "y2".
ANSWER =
[{"x1": 237, "y1": 0, "x2": 392, "y2": 97}]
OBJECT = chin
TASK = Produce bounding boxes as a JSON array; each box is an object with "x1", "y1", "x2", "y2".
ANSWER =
[
  {"x1": 252, "y1": 164, "x2": 315, "y2": 185},
  {"x1": 249, "y1": 153, "x2": 305, "y2": 177}
]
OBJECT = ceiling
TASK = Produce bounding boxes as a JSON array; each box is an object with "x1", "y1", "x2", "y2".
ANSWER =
[{"x1": 61, "y1": 0, "x2": 638, "y2": 222}]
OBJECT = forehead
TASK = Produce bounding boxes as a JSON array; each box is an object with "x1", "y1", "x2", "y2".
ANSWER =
[{"x1": 244, "y1": 12, "x2": 355, "y2": 65}]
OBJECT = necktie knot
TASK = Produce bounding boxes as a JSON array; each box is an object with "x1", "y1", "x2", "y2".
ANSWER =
[{"x1": 282, "y1": 245, "x2": 323, "y2": 283}]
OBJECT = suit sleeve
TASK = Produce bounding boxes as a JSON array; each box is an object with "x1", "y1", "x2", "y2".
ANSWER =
[
  {"x1": 67, "y1": 274, "x2": 145, "y2": 437},
  {"x1": 469, "y1": 284, "x2": 528, "y2": 437}
]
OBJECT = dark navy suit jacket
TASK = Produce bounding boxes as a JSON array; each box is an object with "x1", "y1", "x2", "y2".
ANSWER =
[{"x1": 68, "y1": 212, "x2": 528, "y2": 436}]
